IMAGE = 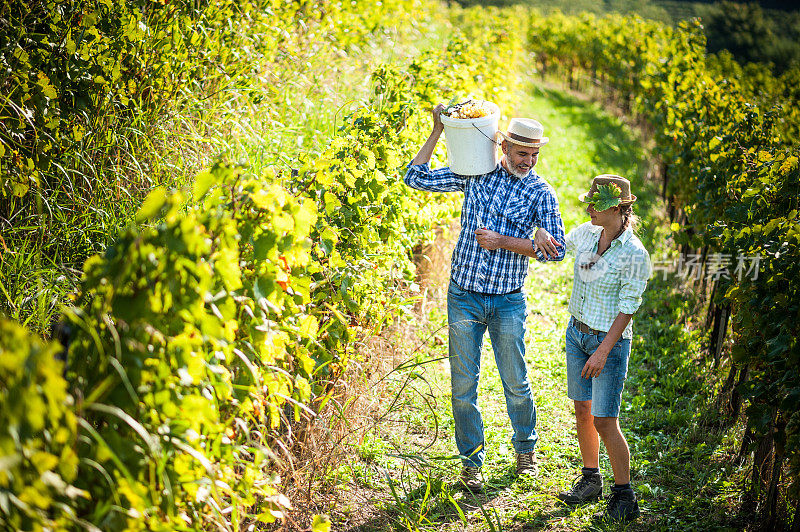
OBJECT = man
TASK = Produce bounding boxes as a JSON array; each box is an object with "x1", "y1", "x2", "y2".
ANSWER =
[{"x1": 404, "y1": 103, "x2": 566, "y2": 491}]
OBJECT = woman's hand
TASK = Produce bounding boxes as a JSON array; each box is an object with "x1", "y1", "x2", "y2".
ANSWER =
[
  {"x1": 580, "y1": 314, "x2": 631, "y2": 379},
  {"x1": 534, "y1": 227, "x2": 562, "y2": 259},
  {"x1": 581, "y1": 346, "x2": 609, "y2": 379}
]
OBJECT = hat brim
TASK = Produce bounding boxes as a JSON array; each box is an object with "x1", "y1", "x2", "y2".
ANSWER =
[
  {"x1": 497, "y1": 131, "x2": 549, "y2": 147},
  {"x1": 578, "y1": 192, "x2": 637, "y2": 205}
]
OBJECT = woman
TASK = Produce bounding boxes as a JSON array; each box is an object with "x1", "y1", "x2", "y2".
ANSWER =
[{"x1": 548, "y1": 174, "x2": 650, "y2": 523}]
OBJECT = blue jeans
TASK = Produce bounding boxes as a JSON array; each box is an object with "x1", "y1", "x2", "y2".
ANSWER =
[
  {"x1": 565, "y1": 317, "x2": 631, "y2": 417},
  {"x1": 447, "y1": 280, "x2": 537, "y2": 467}
]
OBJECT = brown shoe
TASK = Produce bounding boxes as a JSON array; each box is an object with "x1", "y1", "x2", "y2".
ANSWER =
[
  {"x1": 515, "y1": 451, "x2": 538, "y2": 477},
  {"x1": 459, "y1": 465, "x2": 483, "y2": 492}
]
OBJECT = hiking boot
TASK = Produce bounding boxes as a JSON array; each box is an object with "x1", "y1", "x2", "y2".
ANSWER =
[
  {"x1": 593, "y1": 486, "x2": 640, "y2": 523},
  {"x1": 515, "y1": 450, "x2": 538, "y2": 477},
  {"x1": 557, "y1": 471, "x2": 603, "y2": 505},
  {"x1": 459, "y1": 465, "x2": 483, "y2": 492}
]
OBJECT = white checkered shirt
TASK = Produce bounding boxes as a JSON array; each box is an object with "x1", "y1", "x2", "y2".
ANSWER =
[
  {"x1": 404, "y1": 162, "x2": 566, "y2": 294},
  {"x1": 565, "y1": 221, "x2": 651, "y2": 339}
]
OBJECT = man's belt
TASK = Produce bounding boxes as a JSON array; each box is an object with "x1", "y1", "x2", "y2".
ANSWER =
[
  {"x1": 572, "y1": 317, "x2": 603, "y2": 336},
  {"x1": 472, "y1": 286, "x2": 521, "y2": 296},
  {"x1": 453, "y1": 279, "x2": 521, "y2": 296}
]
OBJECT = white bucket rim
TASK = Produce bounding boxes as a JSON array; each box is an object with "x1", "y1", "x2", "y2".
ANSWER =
[{"x1": 440, "y1": 101, "x2": 500, "y2": 129}]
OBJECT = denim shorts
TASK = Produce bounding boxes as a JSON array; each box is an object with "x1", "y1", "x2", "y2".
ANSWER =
[{"x1": 565, "y1": 317, "x2": 631, "y2": 418}]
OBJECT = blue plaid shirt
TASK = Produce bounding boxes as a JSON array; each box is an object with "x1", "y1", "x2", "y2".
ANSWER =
[{"x1": 404, "y1": 162, "x2": 566, "y2": 294}]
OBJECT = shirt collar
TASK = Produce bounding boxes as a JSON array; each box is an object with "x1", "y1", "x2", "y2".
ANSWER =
[
  {"x1": 587, "y1": 223, "x2": 633, "y2": 247},
  {"x1": 618, "y1": 226, "x2": 634, "y2": 245}
]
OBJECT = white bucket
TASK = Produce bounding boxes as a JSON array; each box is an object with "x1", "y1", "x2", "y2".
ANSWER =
[{"x1": 440, "y1": 102, "x2": 500, "y2": 176}]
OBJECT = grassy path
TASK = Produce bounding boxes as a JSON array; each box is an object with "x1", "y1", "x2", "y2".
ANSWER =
[{"x1": 334, "y1": 82, "x2": 744, "y2": 531}]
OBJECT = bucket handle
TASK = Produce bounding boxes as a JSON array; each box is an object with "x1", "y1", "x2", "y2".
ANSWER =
[{"x1": 472, "y1": 122, "x2": 501, "y2": 146}]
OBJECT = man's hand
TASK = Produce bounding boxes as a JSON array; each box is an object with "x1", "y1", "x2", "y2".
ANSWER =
[
  {"x1": 534, "y1": 227, "x2": 562, "y2": 259},
  {"x1": 581, "y1": 346, "x2": 609, "y2": 379},
  {"x1": 410, "y1": 103, "x2": 446, "y2": 166},
  {"x1": 432, "y1": 103, "x2": 445, "y2": 133},
  {"x1": 475, "y1": 228, "x2": 503, "y2": 250}
]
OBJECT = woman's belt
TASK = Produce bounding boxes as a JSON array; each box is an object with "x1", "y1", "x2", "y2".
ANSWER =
[{"x1": 572, "y1": 317, "x2": 603, "y2": 335}]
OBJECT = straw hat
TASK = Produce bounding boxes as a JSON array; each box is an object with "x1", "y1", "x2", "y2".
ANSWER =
[
  {"x1": 578, "y1": 174, "x2": 637, "y2": 205},
  {"x1": 497, "y1": 118, "x2": 549, "y2": 148}
]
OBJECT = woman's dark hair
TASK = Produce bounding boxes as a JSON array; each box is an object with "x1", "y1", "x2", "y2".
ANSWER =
[{"x1": 619, "y1": 203, "x2": 639, "y2": 232}]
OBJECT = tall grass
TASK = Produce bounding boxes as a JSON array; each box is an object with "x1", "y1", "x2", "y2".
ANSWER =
[{"x1": 0, "y1": 0, "x2": 448, "y2": 336}]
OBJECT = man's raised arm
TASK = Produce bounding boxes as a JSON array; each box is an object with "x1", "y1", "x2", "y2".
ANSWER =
[
  {"x1": 404, "y1": 103, "x2": 465, "y2": 193},
  {"x1": 410, "y1": 103, "x2": 445, "y2": 166}
]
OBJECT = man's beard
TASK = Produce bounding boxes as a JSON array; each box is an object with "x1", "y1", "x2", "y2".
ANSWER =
[{"x1": 503, "y1": 155, "x2": 529, "y2": 178}]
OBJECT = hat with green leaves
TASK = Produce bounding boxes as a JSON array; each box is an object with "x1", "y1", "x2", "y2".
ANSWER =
[{"x1": 578, "y1": 174, "x2": 637, "y2": 211}]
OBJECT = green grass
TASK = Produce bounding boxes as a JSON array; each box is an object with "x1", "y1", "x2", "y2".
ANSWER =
[{"x1": 334, "y1": 81, "x2": 747, "y2": 530}]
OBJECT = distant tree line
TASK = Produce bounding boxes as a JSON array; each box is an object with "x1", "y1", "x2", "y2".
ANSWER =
[
  {"x1": 702, "y1": 1, "x2": 800, "y2": 72},
  {"x1": 452, "y1": 0, "x2": 800, "y2": 72}
]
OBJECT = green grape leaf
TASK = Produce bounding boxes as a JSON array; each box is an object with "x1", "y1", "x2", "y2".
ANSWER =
[
  {"x1": 298, "y1": 315, "x2": 319, "y2": 339},
  {"x1": 311, "y1": 515, "x2": 331, "y2": 532},
  {"x1": 136, "y1": 187, "x2": 167, "y2": 223},
  {"x1": 193, "y1": 170, "x2": 215, "y2": 200},
  {"x1": 583, "y1": 183, "x2": 622, "y2": 211},
  {"x1": 443, "y1": 94, "x2": 460, "y2": 115}
]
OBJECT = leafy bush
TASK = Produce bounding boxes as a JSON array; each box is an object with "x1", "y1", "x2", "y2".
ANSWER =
[
  {"x1": 63, "y1": 164, "x2": 322, "y2": 528},
  {"x1": 0, "y1": 319, "x2": 80, "y2": 531},
  {"x1": 0, "y1": 0, "x2": 441, "y2": 335},
  {"x1": 3, "y1": 2, "x2": 527, "y2": 527}
]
